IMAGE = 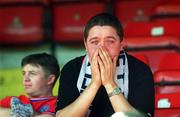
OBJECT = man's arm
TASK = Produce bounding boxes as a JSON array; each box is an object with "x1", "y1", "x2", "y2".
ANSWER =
[
  {"x1": 98, "y1": 48, "x2": 150, "y2": 116},
  {"x1": 106, "y1": 86, "x2": 147, "y2": 117},
  {"x1": 56, "y1": 82, "x2": 100, "y2": 117},
  {"x1": 56, "y1": 49, "x2": 101, "y2": 117}
]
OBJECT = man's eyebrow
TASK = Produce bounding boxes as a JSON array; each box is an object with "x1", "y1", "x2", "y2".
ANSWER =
[
  {"x1": 88, "y1": 37, "x2": 98, "y2": 41},
  {"x1": 106, "y1": 36, "x2": 117, "y2": 40}
]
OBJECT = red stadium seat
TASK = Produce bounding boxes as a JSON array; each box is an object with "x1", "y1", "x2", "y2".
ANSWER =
[
  {"x1": 128, "y1": 50, "x2": 178, "y2": 73},
  {"x1": 124, "y1": 20, "x2": 180, "y2": 52},
  {"x1": 155, "y1": 4, "x2": 180, "y2": 15},
  {"x1": 155, "y1": 93, "x2": 180, "y2": 109},
  {"x1": 114, "y1": 0, "x2": 156, "y2": 26},
  {"x1": 154, "y1": 53, "x2": 180, "y2": 94},
  {"x1": 155, "y1": 93, "x2": 180, "y2": 117},
  {"x1": 154, "y1": 70, "x2": 180, "y2": 94},
  {"x1": 0, "y1": 0, "x2": 45, "y2": 4},
  {"x1": 0, "y1": 6, "x2": 44, "y2": 45},
  {"x1": 155, "y1": 108, "x2": 180, "y2": 117},
  {"x1": 124, "y1": 36, "x2": 180, "y2": 50},
  {"x1": 53, "y1": 2, "x2": 105, "y2": 42},
  {"x1": 114, "y1": 0, "x2": 180, "y2": 27},
  {"x1": 124, "y1": 20, "x2": 180, "y2": 38},
  {"x1": 0, "y1": 0, "x2": 47, "y2": 5},
  {"x1": 157, "y1": 53, "x2": 180, "y2": 71}
]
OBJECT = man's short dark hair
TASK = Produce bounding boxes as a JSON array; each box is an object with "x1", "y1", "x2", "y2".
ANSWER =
[
  {"x1": 21, "y1": 53, "x2": 60, "y2": 86},
  {"x1": 84, "y1": 13, "x2": 124, "y2": 42}
]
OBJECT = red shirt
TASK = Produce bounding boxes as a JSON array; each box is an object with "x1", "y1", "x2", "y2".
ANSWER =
[{"x1": 0, "y1": 95, "x2": 57, "y2": 116}]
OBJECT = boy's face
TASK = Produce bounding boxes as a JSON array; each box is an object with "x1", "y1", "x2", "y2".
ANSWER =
[
  {"x1": 85, "y1": 25, "x2": 122, "y2": 63},
  {"x1": 22, "y1": 64, "x2": 50, "y2": 98}
]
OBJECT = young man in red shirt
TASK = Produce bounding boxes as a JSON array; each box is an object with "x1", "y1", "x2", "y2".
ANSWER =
[{"x1": 0, "y1": 53, "x2": 60, "y2": 117}]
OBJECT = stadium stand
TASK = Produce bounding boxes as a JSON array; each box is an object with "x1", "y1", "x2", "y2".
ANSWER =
[
  {"x1": 0, "y1": 0, "x2": 48, "y2": 4},
  {"x1": 0, "y1": 5, "x2": 44, "y2": 45},
  {"x1": 157, "y1": 53, "x2": 180, "y2": 71},
  {"x1": 155, "y1": 4, "x2": 180, "y2": 15},
  {"x1": 154, "y1": 53, "x2": 180, "y2": 117},
  {"x1": 154, "y1": 70, "x2": 180, "y2": 94},
  {"x1": 155, "y1": 92, "x2": 180, "y2": 117},
  {"x1": 52, "y1": 2, "x2": 105, "y2": 43},
  {"x1": 124, "y1": 19, "x2": 180, "y2": 39},
  {"x1": 114, "y1": 0, "x2": 156, "y2": 27}
]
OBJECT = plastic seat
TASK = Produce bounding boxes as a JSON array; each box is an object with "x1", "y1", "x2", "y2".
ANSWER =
[
  {"x1": 114, "y1": 0, "x2": 156, "y2": 26},
  {"x1": 155, "y1": 4, "x2": 180, "y2": 15},
  {"x1": 0, "y1": 5, "x2": 44, "y2": 45},
  {"x1": 124, "y1": 36, "x2": 180, "y2": 50},
  {"x1": 155, "y1": 93, "x2": 180, "y2": 109},
  {"x1": 155, "y1": 108, "x2": 180, "y2": 117},
  {"x1": 155, "y1": 93, "x2": 180, "y2": 117},
  {"x1": 154, "y1": 70, "x2": 180, "y2": 94},
  {"x1": 124, "y1": 20, "x2": 180, "y2": 38},
  {"x1": 154, "y1": 53, "x2": 180, "y2": 94},
  {"x1": 157, "y1": 53, "x2": 180, "y2": 71},
  {"x1": 0, "y1": 0, "x2": 47, "y2": 4},
  {"x1": 53, "y1": 2, "x2": 105, "y2": 43}
]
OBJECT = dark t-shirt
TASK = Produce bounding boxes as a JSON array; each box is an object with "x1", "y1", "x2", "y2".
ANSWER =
[{"x1": 56, "y1": 54, "x2": 154, "y2": 117}]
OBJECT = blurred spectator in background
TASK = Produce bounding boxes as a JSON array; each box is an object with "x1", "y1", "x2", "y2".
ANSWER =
[
  {"x1": 55, "y1": 13, "x2": 154, "y2": 117},
  {"x1": 0, "y1": 53, "x2": 60, "y2": 117}
]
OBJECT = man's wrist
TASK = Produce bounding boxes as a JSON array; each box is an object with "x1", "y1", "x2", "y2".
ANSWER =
[
  {"x1": 104, "y1": 82, "x2": 117, "y2": 93},
  {"x1": 108, "y1": 87, "x2": 122, "y2": 98}
]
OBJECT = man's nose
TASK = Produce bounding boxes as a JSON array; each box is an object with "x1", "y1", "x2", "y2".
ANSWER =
[
  {"x1": 24, "y1": 74, "x2": 30, "y2": 81},
  {"x1": 99, "y1": 41, "x2": 105, "y2": 47}
]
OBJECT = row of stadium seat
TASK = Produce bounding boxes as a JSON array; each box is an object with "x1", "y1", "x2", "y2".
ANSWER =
[
  {"x1": 0, "y1": 0, "x2": 180, "y2": 45},
  {"x1": 123, "y1": 19, "x2": 180, "y2": 50},
  {"x1": 154, "y1": 53, "x2": 180, "y2": 116},
  {"x1": 133, "y1": 52, "x2": 180, "y2": 117}
]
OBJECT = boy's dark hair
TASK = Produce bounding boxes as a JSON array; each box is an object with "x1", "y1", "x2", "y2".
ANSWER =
[
  {"x1": 84, "y1": 13, "x2": 124, "y2": 42},
  {"x1": 21, "y1": 53, "x2": 60, "y2": 86}
]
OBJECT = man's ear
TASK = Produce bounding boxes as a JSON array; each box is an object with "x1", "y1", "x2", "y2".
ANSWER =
[
  {"x1": 120, "y1": 38, "x2": 126, "y2": 50},
  {"x1": 84, "y1": 39, "x2": 87, "y2": 52},
  {"x1": 47, "y1": 75, "x2": 56, "y2": 85}
]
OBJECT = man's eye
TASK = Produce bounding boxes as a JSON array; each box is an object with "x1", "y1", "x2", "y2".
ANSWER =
[
  {"x1": 91, "y1": 41, "x2": 98, "y2": 45},
  {"x1": 22, "y1": 72, "x2": 25, "y2": 76},
  {"x1": 30, "y1": 72, "x2": 37, "y2": 75},
  {"x1": 106, "y1": 40, "x2": 114, "y2": 44}
]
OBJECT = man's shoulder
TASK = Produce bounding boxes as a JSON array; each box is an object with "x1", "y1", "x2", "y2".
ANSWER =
[
  {"x1": 127, "y1": 54, "x2": 150, "y2": 69},
  {"x1": 62, "y1": 55, "x2": 85, "y2": 70},
  {"x1": 127, "y1": 53, "x2": 153, "y2": 76},
  {"x1": 67, "y1": 55, "x2": 85, "y2": 64}
]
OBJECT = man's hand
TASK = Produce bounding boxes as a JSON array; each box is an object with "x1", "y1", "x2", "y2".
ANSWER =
[
  {"x1": 10, "y1": 97, "x2": 34, "y2": 117},
  {"x1": 90, "y1": 48, "x2": 102, "y2": 87},
  {"x1": 98, "y1": 47, "x2": 117, "y2": 86}
]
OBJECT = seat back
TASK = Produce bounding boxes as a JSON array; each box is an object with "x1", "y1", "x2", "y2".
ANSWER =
[
  {"x1": 154, "y1": 70, "x2": 180, "y2": 94},
  {"x1": 0, "y1": 5, "x2": 44, "y2": 45},
  {"x1": 124, "y1": 20, "x2": 180, "y2": 38},
  {"x1": 155, "y1": 93, "x2": 180, "y2": 117},
  {"x1": 155, "y1": 4, "x2": 180, "y2": 15},
  {"x1": 53, "y1": 2, "x2": 105, "y2": 43},
  {"x1": 157, "y1": 53, "x2": 180, "y2": 71}
]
